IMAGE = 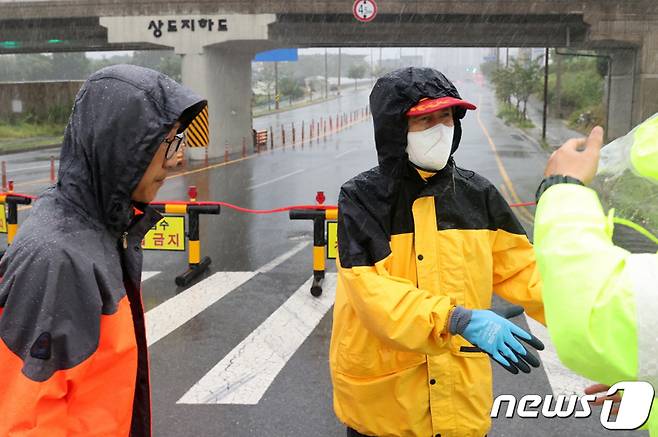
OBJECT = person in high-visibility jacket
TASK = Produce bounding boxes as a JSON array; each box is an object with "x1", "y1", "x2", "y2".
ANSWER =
[
  {"x1": 534, "y1": 122, "x2": 658, "y2": 435},
  {"x1": 0, "y1": 65, "x2": 206, "y2": 436},
  {"x1": 330, "y1": 67, "x2": 546, "y2": 437}
]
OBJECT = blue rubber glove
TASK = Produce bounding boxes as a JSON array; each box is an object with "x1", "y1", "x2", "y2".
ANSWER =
[{"x1": 453, "y1": 306, "x2": 544, "y2": 375}]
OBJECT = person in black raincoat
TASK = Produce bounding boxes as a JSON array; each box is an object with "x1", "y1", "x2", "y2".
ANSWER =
[
  {"x1": 330, "y1": 67, "x2": 545, "y2": 437},
  {"x1": 0, "y1": 64, "x2": 206, "y2": 436}
]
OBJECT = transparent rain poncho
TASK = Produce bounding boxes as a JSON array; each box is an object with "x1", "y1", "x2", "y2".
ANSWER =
[{"x1": 593, "y1": 113, "x2": 658, "y2": 245}]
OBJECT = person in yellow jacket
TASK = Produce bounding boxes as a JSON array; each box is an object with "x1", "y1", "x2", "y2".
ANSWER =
[{"x1": 330, "y1": 67, "x2": 545, "y2": 437}]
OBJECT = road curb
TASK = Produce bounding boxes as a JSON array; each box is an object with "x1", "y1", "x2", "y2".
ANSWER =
[{"x1": 0, "y1": 143, "x2": 61, "y2": 156}]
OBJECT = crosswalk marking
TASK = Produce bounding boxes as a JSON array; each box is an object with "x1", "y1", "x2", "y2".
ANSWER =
[
  {"x1": 145, "y1": 271, "x2": 256, "y2": 347},
  {"x1": 248, "y1": 169, "x2": 306, "y2": 190},
  {"x1": 142, "y1": 271, "x2": 160, "y2": 282},
  {"x1": 525, "y1": 316, "x2": 595, "y2": 396},
  {"x1": 177, "y1": 273, "x2": 337, "y2": 405},
  {"x1": 145, "y1": 242, "x2": 310, "y2": 347}
]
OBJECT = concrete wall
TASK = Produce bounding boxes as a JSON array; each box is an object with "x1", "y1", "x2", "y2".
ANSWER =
[{"x1": 0, "y1": 81, "x2": 82, "y2": 120}]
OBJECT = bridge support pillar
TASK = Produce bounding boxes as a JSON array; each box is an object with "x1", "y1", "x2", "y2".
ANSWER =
[
  {"x1": 181, "y1": 52, "x2": 208, "y2": 161},
  {"x1": 605, "y1": 49, "x2": 635, "y2": 140},
  {"x1": 182, "y1": 45, "x2": 255, "y2": 160},
  {"x1": 99, "y1": 14, "x2": 276, "y2": 160},
  {"x1": 605, "y1": 32, "x2": 658, "y2": 140},
  {"x1": 634, "y1": 34, "x2": 658, "y2": 129}
]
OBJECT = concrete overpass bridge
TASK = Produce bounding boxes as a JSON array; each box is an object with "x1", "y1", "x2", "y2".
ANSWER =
[{"x1": 1, "y1": 0, "x2": 657, "y2": 156}]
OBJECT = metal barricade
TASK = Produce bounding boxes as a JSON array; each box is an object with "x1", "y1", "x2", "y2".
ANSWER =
[
  {"x1": 289, "y1": 207, "x2": 338, "y2": 296},
  {"x1": 150, "y1": 202, "x2": 221, "y2": 286}
]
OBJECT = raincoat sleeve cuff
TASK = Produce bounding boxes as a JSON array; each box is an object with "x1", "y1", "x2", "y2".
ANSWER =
[
  {"x1": 536, "y1": 184, "x2": 606, "y2": 222},
  {"x1": 448, "y1": 306, "x2": 472, "y2": 335}
]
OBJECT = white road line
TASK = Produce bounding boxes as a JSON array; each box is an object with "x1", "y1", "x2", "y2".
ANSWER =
[
  {"x1": 146, "y1": 242, "x2": 309, "y2": 347},
  {"x1": 146, "y1": 271, "x2": 256, "y2": 347},
  {"x1": 8, "y1": 163, "x2": 55, "y2": 174},
  {"x1": 177, "y1": 273, "x2": 337, "y2": 405},
  {"x1": 525, "y1": 316, "x2": 595, "y2": 396},
  {"x1": 335, "y1": 149, "x2": 355, "y2": 159},
  {"x1": 257, "y1": 241, "x2": 309, "y2": 273},
  {"x1": 247, "y1": 169, "x2": 305, "y2": 190},
  {"x1": 141, "y1": 271, "x2": 160, "y2": 282}
]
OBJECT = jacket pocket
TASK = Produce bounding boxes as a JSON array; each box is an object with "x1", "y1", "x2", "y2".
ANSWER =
[
  {"x1": 450, "y1": 334, "x2": 487, "y2": 358},
  {"x1": 336, "y1": 322, "x2": 426, "y2": 378}
]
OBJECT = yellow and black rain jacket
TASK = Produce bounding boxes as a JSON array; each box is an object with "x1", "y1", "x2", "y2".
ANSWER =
[
  {"x1": 330, "y1": 68, "x2": 544, "y2": 437},
  {"x1": 0, "y1": 65, "x2": 206, "y2": 436}
]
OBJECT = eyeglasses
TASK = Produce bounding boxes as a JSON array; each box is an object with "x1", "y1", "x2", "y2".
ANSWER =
[{"x1": 164, "y1": 133, "x2": 185, "y2": 160}]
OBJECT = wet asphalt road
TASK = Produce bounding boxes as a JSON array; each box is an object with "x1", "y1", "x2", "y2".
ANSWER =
[{"x1": 4, "y1": 82, "x2": 648, "y2": 437}]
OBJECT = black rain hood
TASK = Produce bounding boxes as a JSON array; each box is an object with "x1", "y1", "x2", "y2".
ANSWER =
[
  {"x1": 58, "y1": 64, "x2": 207, "y2": 235},
  {"x1": 338, "y1": 67, "x2": 510, "y2": 269},
  {"x1": 370, "y1": 67, "x2": 467, "y2": 178}
]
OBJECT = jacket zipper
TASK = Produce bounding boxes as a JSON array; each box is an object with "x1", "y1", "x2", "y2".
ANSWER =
[{"x1": 122, "y1": 231, "x2": 128, "y2": 249}]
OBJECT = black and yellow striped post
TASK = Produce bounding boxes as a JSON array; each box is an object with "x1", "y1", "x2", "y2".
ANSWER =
[
  {"x1": 185, "y1": 106, "x2": 210, "y2": 148},
  {"x1": 0, "y1": 193, "x2": 32, "y2": 257},
  {"x1": 151, "y1": 202, "x2": 220, "y2": 287},
  {"x1": 289, "y1": 207, "x2": 338, "y2": 297}
]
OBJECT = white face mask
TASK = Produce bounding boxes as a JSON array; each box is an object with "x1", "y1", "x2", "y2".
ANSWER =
[{"x1": 406, "y1": 123, "x2": 454, "y2": 171}]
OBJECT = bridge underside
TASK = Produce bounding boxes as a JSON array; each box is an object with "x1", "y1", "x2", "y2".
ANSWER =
[
  {"x1": 0, "y1": 17, "x2": 160, "y2": 53},
  {"x1": 271, "y1": 14, "x2": 594, "y2": 48},
  {"x1": 0, "y1": 14, "x2": 603, "y2": 54}
]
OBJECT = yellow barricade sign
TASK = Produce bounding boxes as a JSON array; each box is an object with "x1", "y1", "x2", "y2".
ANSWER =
[
  {"x1": 0, "y1": 204, "x2": 7, "y2": 233},
  {"x1": 142, "y1": 216, "x2": 185, "y2": 251},
  {"x1": 327, "y1": 221, "x2": 338, "y2": 259}
]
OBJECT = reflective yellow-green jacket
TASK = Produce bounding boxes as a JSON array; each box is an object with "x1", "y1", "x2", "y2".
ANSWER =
[{"x1": 535, "y1": 183, "x2": 658, "y2": 435}]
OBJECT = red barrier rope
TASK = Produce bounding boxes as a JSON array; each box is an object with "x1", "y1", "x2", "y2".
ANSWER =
[
  {"x1": 509, "y1": 201, "x2": 537, "y2": 208},
  {"x1": 151, "y1": 200, "x2": 537, "y2": 214},
  {"x1": 7, "y1": 193, "x2": 536, "y2": 214}
]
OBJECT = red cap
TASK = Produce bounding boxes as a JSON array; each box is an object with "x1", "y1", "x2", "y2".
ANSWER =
[{"x1": 406, "y1": 96, "x2": 477, "y2": 117}]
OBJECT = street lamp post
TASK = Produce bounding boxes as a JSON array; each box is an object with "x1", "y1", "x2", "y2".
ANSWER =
[
  {"x1": 337, "y1": 48, "x2": 342, "y2": 96},
  {"x1": 324, "y1": 48, "x2": 329, "y2": 99},
  {"x1": 274, "y1": 61, "x2": 279, "y2": 110}
]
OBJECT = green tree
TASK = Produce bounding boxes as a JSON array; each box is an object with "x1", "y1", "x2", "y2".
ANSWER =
[
  {"x1": 307, "y1": 78, "x2": 322, "y2": 101},
  {"x1": 491, "y1": 66, "x2": 515, "y2": 106},
  {"x1": 254, "y1": 62, "x2": 276, "y2": 100},
  {"x1": 17, "y1": 54, "x2": 55, "y2": 81},
  {"x1": 479, "y1": 60, "x2": 499, "y2": 79},
  {"x1": 158, "y1": 55, "x2": 182, "y2": 82},
  {"x1": 273, "y1": 53, "x2": 368, "y2": 80},
  {"x1": 348, "y1": 63, "x2": 367, "y2": 90},
  {"x1": 51, "y1": 52, "x2": 90, "y2": 80},
  {"x1": 88, "y1": 53, "x2": 134, "y2": 72},
  {"x1": 279, "y1": 76, "x2": 305, "y2": 100},
  {"x1": 511, "y1": 57, "x2": 543, "y2": 119},
  {"x1": 0, "y1": 54, "x2": 54, "y2": 81},
  {"x1": 132, "y1": 50, "x2": 181, "y2": 81},
  {"x1": 371, "y1": 64, "x2": 391, "y2": 79}
]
